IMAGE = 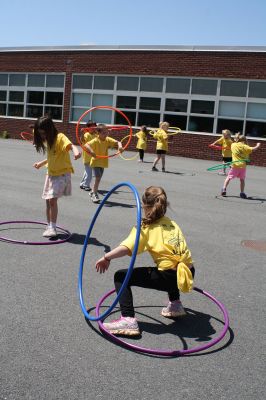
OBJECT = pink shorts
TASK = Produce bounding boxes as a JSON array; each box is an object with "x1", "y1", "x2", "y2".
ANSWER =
[
  {"x1": 227, "y1": 167, "x2": 246, "y2": 180},
  {"x1": 42, "y1": 173, "x2": 72, "y2": 200}
]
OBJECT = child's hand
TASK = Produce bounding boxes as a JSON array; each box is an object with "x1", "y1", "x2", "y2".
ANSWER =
[
  {"x1": 95, "y1": 257, "x2": 110, "y2": 274},
  {"x1": 33, "y1": 162, "x2": 41, "y2": 169},
  {"x1": 74, "y1": 151, "x2": 81, "y2": 160}
]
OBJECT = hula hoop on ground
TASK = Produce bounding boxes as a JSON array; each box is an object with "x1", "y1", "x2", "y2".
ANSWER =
[
  {"x1": 78, "y1": 182, "x2": 142, "y2": 321},
  {"x1": 96, "y1": 286, "x2": 229, "y2": 357},
  {"x1": 207, "y1": 159, "x2": 250, "y2": 171},
  {"x1": 118, "y1": 135, "x2": 139, "y2": 161},
  {"x1": 20, "y1": 131, "x2": 34, "y2": 142},
  {"x1": 76, "y1": 106, "x2": 133, "y2": 159},
  {"x1": 0, "y1": 221, "x2": 71, "y2": 245}
]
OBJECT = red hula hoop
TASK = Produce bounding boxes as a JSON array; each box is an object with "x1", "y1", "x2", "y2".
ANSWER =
[
  {"x1": 76, "y1": 106, "x2": 133, "y2": 159},
  {"x1": 208, "y1": 144, "x2": 230, "y2": 151},
  {"x1": 21, "y1": 132, "x2": 34, "y2": 142}
]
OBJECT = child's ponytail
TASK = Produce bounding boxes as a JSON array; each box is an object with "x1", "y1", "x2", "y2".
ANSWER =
[{"x1": 142, "y1": 186, "x2": 167, "y2": 226}]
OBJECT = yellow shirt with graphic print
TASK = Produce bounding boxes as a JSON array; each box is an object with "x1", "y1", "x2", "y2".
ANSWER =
[
  {"x1": 153, "y1": 129, "x2": 168, "y2": 151},
  {"x1": 231, "y1": 142, "x2": 252, "y2": 168},
  {"x1": 216, "y1": 137, "x2": 232, "y2": 157},
  {"x1": 46, "y1": 133, "x2": 74, "y2": 176},
  {"x1": 89, "y1": 136, "x2": 118, "y2": 168}
]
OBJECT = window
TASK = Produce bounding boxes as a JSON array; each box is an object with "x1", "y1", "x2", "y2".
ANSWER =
[
  {"x1": 245, "y1": 121, "x2": 266, "y2": 138},
  {"x1": 139, "y1": 97, "x2": 161, "y2": 110},
  {"x1": 188, "y1": 116, "x2": 214, "y2": 132},
  {"x1": 9, "y1": 74, "x2": 26, "y2": 86},
  {"x1": 92, "y1": 94, "x2": 113, "y2": 107},
  {"x1": 28, "y1": 74, "x2": 45, "y2": 87},
  {"x1": 73, "y1": 75, "x2": 93, "y2": 89},
  {"x1": 165, "y1": 99, "x2": 188, "y2": 112},
  {"x1": 137, "y1": 112, "x2": 160, "y2": 127},
  {"x1": 26, "y1": 105, "x2": 43, "y2": 118},
  {"x1": 0, "y1": 74, "x2": 8, "y2": 86},
  {"x1": 117, "y1": 77, "x2": 139, "y2": 91},
  {"x1": 27, "y1": 91, "x2": 44, "y2": 104},
  {"x1": 46, "y1": 75, "x2": 64, "y2": 88},
  {"x1": 9, "y1": 91, "x2": 24, "y2": 102},
  {"x1": 218, "y1": 101, "x2": 245, "y2": 118},
  {"x1": 220, "y1": 80, "x2": 247, "y2": 97},
  {"x1": 246, "y1": 103, "x2": 266, "y2": 119},
  {"x1": 72, "y1": 93, "x2": 91, "y2": 107},
  {"x1": 91, "y1": 109, "x2": 112, "y2": 124},
  {"x1": 44, "y1": 106, "x2": 63, "y2": 120},
  {"x1": 191, "y1": 100, "x2": 214, "y2": 114},
  {"x1": 116, "y1": 96, "x2": 137, "y2": 109},
  {"x1": 191, "y1": 79, "x2": 217, "y2": 95},
  {"x1": 140, "y1": 77, "x2": 163, "y2": 92},
  {"x1": 164, "y1": 114, "x2": 187, "y2": 130},
  {"x1": 0, "y1": 91, "x2": 7, "y2": 101},
  {"x1": 166, "y1": 78, "x2": 190, "y2": 94},
  {"x1": 217, "y1": 119, "x2": 244, "y2": 134},
  {"x1": 248, "y1": 81, "x2": 266, "y2": 98},
  {"x1": 94, "y1": 76, "x2": 114, "y2": 90},
  {"x1": 45, "y1": 92, "x2": 63, "y2": 105},
  {"x1": 115, "y1": 111, "x2": 136, "y2": 126},
  {"x1": 0, "y1": 104, "x2": 7, "y2": 115},
  {"x1": 8, "y1": 104, "x2": 24, "y2": 117}
]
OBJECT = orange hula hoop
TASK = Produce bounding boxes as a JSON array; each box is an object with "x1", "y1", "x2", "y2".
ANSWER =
[
  {"x1": 20, "y1": 131, "x2": 34, "y2": 143},
  {"x1": 76, "y1": 106, "x2": 133, "y2": 159}
]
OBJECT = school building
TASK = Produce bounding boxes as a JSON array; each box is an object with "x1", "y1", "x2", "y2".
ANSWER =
[{"x1": 0, "y1": 45, "x2": 265, "y2": 166}]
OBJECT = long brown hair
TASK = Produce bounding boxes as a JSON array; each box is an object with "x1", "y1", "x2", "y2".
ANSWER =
[
  {"x1": 142, "y1": 186, "x2": 167, "y2": 226},
  {"x1": 33, "y1": 116, "x2": 58, "y2": 153}
]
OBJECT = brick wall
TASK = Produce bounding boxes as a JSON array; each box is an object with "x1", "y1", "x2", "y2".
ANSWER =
[{"x1": 0, "y1": 48, "x2": 266, "y2": 166}]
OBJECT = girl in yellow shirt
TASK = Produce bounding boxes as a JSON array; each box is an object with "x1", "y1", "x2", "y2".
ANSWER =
[
  {"x1": 135, "y1": 125, "x2": 148, "y2": 162},
  {"x1": 210, "y1": 129, "x2": 233, "y2": 175},
  {"x1": 80, "y1": 120, "x2": 98, "y2": 192},
  {"x1": 151, "y1": 121, "x2": 169, "y2": 172},
  {"x1": 95, "y1": 186, "x2": 195, "y2": 336},
  {"x1": 33, "y1": 116, "x2": 81, "y2": 238}
]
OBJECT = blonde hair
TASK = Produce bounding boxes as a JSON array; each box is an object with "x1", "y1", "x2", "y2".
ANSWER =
[
  {"x1": 222, "y1": 129, "x2": 231, "y2": 138},
  {"x1": 234, "y1": 132, "x2": 247, "y2": 143},
  {"x1": 142, "y1": 186, "x2": 167, "y2": 226}
]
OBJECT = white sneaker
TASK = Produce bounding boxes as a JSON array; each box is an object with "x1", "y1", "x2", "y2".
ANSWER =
[
  {"x1": 91, "y1": 192, "x2": 100, "y2": 203},
  {"x1": 43, "y1": 227, "x2": 57, "y2": 238},
  {"x1": 161, "y1": 300, "x2": 186, "y2": 318}
]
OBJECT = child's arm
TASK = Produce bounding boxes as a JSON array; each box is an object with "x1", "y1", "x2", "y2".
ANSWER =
[
  {"x1": 68, "y1": 144, "x2": 81, "y2": 160},
  {"x1": 33, "y1": 159, "x2": 47, "y2": 169},
  {"x1": 250, "y1": 142, "x2": 261, "y2": 151},
  {"x1": 95, "y1": 245, "x2": 130, "y2": 274},
  {"x1": 83, "y1": 143, "x2": 96, "y2": 158},
  {"x1": 210, "y1": 138, "x2": 221, "y2": 146},
  {"x1": 117, "y1": 140, "x2": 123, "y2": 152}
]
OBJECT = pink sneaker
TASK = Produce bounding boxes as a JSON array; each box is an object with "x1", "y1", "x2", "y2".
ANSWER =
[
  {"x1": 103, "y1": 316, "x2": 140, "y2": 336},
  {"x1": 161, "y1": 300, "x2": 186, "y2": 318}
]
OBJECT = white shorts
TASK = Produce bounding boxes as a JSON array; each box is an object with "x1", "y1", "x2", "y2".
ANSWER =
[{"x1": 42, "y1": 173, "x2": 72, "y2": 200}]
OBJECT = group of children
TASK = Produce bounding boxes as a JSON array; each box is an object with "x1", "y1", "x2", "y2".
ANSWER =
[
  {"x1": 31, "y1": 116, "x2": 261, "y2": 337},
  {"x1": 210, "y1": 129, "x2": 261, "y2": 199}
]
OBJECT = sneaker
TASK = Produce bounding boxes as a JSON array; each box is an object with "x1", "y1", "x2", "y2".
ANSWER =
[
  {"x1": 103, "y1": 316, "x2": 140, "y2": 336},
  {"x1": 80, "y1": 185, "x2": 92, "y2": 192},
  {"x1": 240, "y1": 192, "x2": 247, "y2": 199},
  {"x1": 221, "y1": 188, "x2": 226, "y2": 197},
  {"x1": 152, "y1": 166, "x2": 158, "y2": 171},
  {"x1": 162, "y1": 167, "x2": 165, "y2": 172},
  {"x1": 43, "y1": 227, "x2": 57, "y2": 238},
  {"x1": 91, "y1": 192, "x2": 100, "y2": 203},
  {"x1": 161, "y1": 300, "x2": 186, "y2": 318}
]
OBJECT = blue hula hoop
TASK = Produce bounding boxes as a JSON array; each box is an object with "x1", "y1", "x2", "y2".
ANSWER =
[{"x1": 78, "y1": 182, "x2": 142, "y2": 321}]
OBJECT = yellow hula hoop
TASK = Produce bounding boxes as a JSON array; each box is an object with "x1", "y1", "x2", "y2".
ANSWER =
[
  {"x1": 118, "y1": 134, "x2": 139, "y2": 161},
  {"x1": 167, "y1": 126, "x2": 182, "y2": 136}
]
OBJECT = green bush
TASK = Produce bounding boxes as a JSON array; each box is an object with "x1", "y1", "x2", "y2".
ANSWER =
[{"x1": 0, "y1": 130, "x2": 9, "y2": 139}]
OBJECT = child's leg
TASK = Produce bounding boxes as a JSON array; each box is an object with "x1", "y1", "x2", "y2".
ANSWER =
[
  {"x1": 139, "y1": 149, "x2": 144, "y2": 161},
  {"x1": 93, "y1": 176, "x2": 101, "y2": 193},
  {"x1": 81, "y1": 164, "x2": 92, "y2": 188},
  {"x1": 48, "y1": 198, "x2": 58, "y2": 225},
  {"x1": 152, "y1": 154, "x2": 161, "y2": 168},
  {"x1": 161, "y1": 154, "x2": 166, "y2": 170},
  {"x1": 114, "y1": 267, "x2": 178, "y2": 317},
  {"x1": 240, "y1": 178, "x2": 245, "y2": 193}
]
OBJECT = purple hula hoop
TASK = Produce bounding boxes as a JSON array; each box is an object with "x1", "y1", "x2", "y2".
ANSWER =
[
  {"x1": 0, "y1": 220, "x2": 71, "y2": 245},
  {"x1": 96, "y1": 286, "x2": 229, "y2": 357}
]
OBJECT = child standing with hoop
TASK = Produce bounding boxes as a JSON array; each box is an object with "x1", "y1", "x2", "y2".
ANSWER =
[
  {"x1": 80, "y1": 120, "x2": 98, "y2": 192},
  {"x1": 151, "y1": 122, "x2": 169, "y2": 172},
  {"x1": 210, "y1": 129, "x2": 233, "y2": 175},
  {"x1": 84, "y1": 124, "x2": 123, "y2": 204},
  {"x1": 95, "y1": 186, "x2": 195, "y2": 336},
  {"x1": 135, "y1": 125, "x2": 148, "y2": 162},
  {"x1": 33, "y1": 116, "x2": 81, "y2": 237},
  {"x1": 221, "y1": 133, "x2": 261, "y2": 198}
]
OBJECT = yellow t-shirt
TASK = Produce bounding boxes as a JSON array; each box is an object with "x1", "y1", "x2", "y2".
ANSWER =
[
  {"x1": 153, "y1": 129, "x2": 168, "y2": 151},
  {"x1": 231, "y1": 142, "x2": 252, "y2": 168},
  {"x1": 216, "y1": 137, "x2": 232, "y2": 157},
  {"x1": 120, "y1": 216, "x2": 192, "y2": 270},
  {"x1": 46, "y1": 133, "x2": 74, "y2": 176},
  {"x1": 89, "y1": 136, "x2": 118, "y2": 168},
  {"x1": 82, "y1": 131, "x2": 97, "y2": 164},
  {"x1": 136, "y1": 130, "x2": 147, "y2": 150}
]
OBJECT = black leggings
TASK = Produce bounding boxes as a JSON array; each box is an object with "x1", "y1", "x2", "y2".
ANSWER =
[
  {"x1": 138, "y1": 149, "x2": 144, "y2": 161},
  {"x1": 114, "y1": 266, "x2": 195, "y2": 317}
]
